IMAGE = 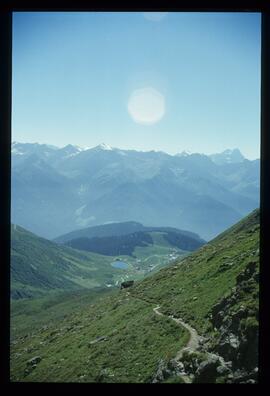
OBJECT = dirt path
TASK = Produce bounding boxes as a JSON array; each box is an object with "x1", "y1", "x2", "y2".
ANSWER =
[
  {"x1": 127, "y1": 294, "x2": 201, "y2": 383},
  {"x1": 153, "y1": 305, "x2": 201, "y2": 383}
]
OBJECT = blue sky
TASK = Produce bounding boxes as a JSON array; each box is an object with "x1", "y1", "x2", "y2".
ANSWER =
[{"x1": 12, "y1": 12, "x2": 261, "y2": 159}]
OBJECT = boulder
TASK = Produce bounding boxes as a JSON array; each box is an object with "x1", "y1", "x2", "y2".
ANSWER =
[
  {"x1": 194, "y1": 355, "x2": 220, "y2": 383},
  {"x1": 212, "y1": 310, "x2": 225, "y2": 328},
  {"x1": 169, "y1": 360, "x2": 185, "y2": 374},
  {"x1": 211, "y1": 295, "x2": 231, "y2": 320},
  {"x1": 27, "y1": 356, "x2": 42, "y2": 366},
  {"x1": 152, "y1": 359, "x2": 172, "y2": 383},
  {"x1": 120, "y1": 280, "x2": 134, "y2": 289},
  {"x1": 230, "y1": 307, "x2": 248, "y2": 332},
  {"x1": 216, "y1": 364, "x2": 231, "y2": 376},
  {"x1": 236, "y1": 261, "x2": 257, "y2": 285},
  {"x1": 216, "y1": 333, "x2": 240, "y2": 361}
]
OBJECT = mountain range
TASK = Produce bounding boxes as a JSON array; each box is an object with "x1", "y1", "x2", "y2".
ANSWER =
[{"x1": 11, "y1": 142, "x2": 259, "y2": 240}]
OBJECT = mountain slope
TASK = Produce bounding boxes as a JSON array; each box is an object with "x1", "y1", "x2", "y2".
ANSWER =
[
  {"x1": 75, "y1": 176, "x2": 245, "y2": 240},
  {"x1": 12, "y1": 223, "x2": 199, "y2": 299},
  {"x1": 63, "y1": 230, "x2": 204, "y2": 257},
  {"x1": 10, "y1": 209, "x2": 259, "y2": 383},
  {"x1": 54, "y1": 221, "x2": 205, "y2": 257},
  {"x1": 11, "y1": 225, "x2": 130, "y2": 299},
  {"x1": 209, "y1": 149, "x2": 245, "y2": 165},
  {"x1": 54, "y1": 221, "x2": 147, "y2": 243},
  {"x1": 54, "y1": 221, "x2": 203, "y2": 244}
]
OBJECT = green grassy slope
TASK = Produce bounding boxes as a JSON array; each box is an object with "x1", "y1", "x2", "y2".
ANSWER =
[
  {"x1": 11, "y1": 292, "x2": 189, "y2": 383},
  {"x1": 10, "y1": 209, "x2": 259, "y2": 383},
  {"x1": 132, "y1": 209, "x2": 259, "y2": 333},
  {"x1": 11, "y1": 225, "x2": 126, "y2": 298},
  {"x1": 11, "y1": 224, "x2": 191, "y2": 299},
  {"x1": 11, "y1": 288, "x2": 114, "y2": 340}
]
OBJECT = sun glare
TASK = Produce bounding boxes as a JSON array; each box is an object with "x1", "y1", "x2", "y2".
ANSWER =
[{"x1": 127, "y1": 87, "x2": 165, "y2": 125}]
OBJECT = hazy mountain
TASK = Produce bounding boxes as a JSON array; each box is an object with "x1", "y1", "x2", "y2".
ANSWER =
[
  {"x1": 54, "y1": 221, "x2": 203, "y2": 244},
  {"x1": 54, "y1": 221, "x2": 147, "y2": 243},
  {"x1": 11, "y1": 142, "x2": 259, "y2": 240},
  {"x1": 209, "y1": 148, "x2": 245, "y2": 165},
  {"x1": 55, "y1": 222, "x2": 205, "y2": 256}
]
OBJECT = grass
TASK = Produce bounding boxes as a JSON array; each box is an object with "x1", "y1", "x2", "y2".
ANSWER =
[
  {"x1": 11, "y1": 292, "x2": 189, "y2": 383},
  {"x1": 131, "y1": 209, "x2": 259, "y2": 333},
  {"x1": 10, "y1": 209, "x2": 259, "y2": 383},
  {"x1": 11, "y1": 288, "x2": 116, "y2": 340}
]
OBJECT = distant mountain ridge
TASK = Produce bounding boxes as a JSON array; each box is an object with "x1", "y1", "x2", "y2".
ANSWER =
[
  {"x1": 54, "y1": 221, "x2": 203, "y2": 244},
  {"x1": 209, "y1": 148, "x2": 245, "y2": 165},
  {"x1": 11, "y1": 142, "x2": 259, "y2": 240},
  {"x1": 54, "y1": 221, "x2": 147, "y2": 243},
  {"x1": 11, "y1": 142, "x2": 257, "y2": 161},
  {"x1": 55, "y1": 222, "x2": 205, "y2": 257}
]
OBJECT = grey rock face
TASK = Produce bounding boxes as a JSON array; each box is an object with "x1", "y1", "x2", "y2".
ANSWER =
[
  {"x1": 194, "y1": 355, "x2": 220, "y2": 383},
  {"x1": 236, "y1": 261, "x2": 257, "y2": 284},
  {"x1": 151, "y1": 359, "x2": 172, "y2": 383},
  {"x1": 216, "y1": 334, "x2": 240, "y2": 361},
  {"x1": 151, "y1": 357, "x2": 189, "y2": 383},
  {"x1": 207, "y1": 260, "x2": 259, "y2": 382},
  {"x1": 216, "y1": 364, "x2": 231, "y2": 376}
]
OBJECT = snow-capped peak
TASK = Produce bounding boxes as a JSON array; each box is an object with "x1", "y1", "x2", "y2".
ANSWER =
[
  {"x1": 209, "y1": 148, "x2": 245, "y2": 165},
  {"x1": 95, "y1": 143, "x2": 113, "y2": 151},
  {"x1": 11, "y1": 147, "x2": 24, "y2": 155},
  {"x1": 100, "y1": 143, "x2": 113, "y2": 150},
  {"x1": 12, "y1": 142, "x2": 25, "y2": 155},
  {"x1": 176, "y1": 150, "x2": 192, "y2": 157}
]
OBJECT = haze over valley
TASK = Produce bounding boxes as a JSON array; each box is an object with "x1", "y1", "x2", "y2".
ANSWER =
[{"x1": 11, "y1": 142, "x2": 259, "y2": 241}]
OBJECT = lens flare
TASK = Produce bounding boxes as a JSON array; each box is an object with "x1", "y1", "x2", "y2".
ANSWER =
[{"x1": 127, "y1": 87, "x2": 165, "y2": 125}]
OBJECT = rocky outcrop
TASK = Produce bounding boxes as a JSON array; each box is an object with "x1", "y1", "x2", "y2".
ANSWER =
[
  {"x1": 193, "y1": 354, "x2": 230, "y2": 383},
  {"x1": 151, "y1": 350, "x2": 233, "y2": 384},
  {"x1": 207, "y1": 260, "x2": 259, "y2": 383},
  {"x1": 149, "y1": 257, "x2": 258, "y2": 384},
  {"x1": 151, "y1": 357, "x2": 192, "y2": 383},
  {"x1": 151, "y1": 359, "x2": 174, "y2": 383},
  {"x1": 169, "y1": 259, "x2": 260, "y2": 384}
]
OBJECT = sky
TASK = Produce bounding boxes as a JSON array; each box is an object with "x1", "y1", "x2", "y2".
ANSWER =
[{"x1": 12, "y1": 12, "x2": 261, "y2": 159}]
